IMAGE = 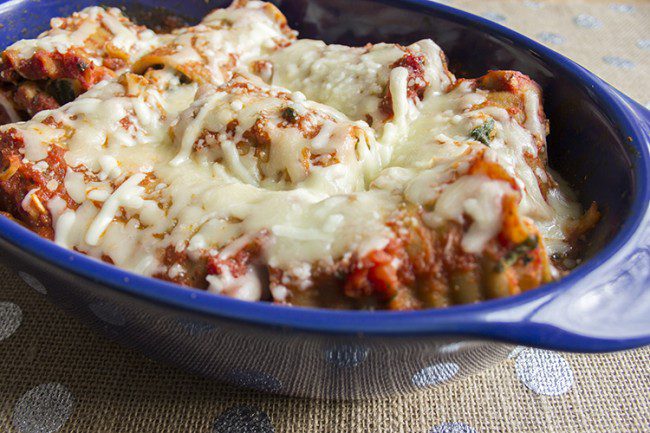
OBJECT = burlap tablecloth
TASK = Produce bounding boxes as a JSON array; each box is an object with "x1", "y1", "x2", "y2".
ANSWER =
[{"x1": 1, "y1": 1, "x2": 649, "y2": 432}]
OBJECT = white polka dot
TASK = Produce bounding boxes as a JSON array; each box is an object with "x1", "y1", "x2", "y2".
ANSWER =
[
  {"x1": 636, "y1": 39, "x2": 650, "y2": 50},
  {"x1": 644, "y1": 101, "x2": 650, "y2": 110},
  {"x1": 0, "y1": 302, "x2": 22, "y2": 341},
  {"x1": 515, "y1": 349, "x2": 574, "y2": 396},
  {"x1": 523, "y1": 0, "x2": 543, "y2": 9},
  {"x1": 228, "y1": 370, "x2": 282, "y2": 393},
  {"x1": 430, "y1": 422, "x2": 478, "y2": 433},
  {"x1": 213, "y1": 406, "x2": 274, "y2": 433},
  {"x1": 324, "y1": 344, "x2": 368, "y2": 367},
  {"x1": 574, "y1": 14, "x2": 602, "y2": 29},
  {"x1": 609, "y1": 3, "x2": 635, "y2": 13},
  {"x1": 13, "y1": 383, "x2": 75, "y2": 433},
  {"x1": 481, "y1": 12, "x2": 506, "y2": 23},
  {"x1": 412, "y1": 362, "x2": 459, "y2": 388},
  {"x1": 171, "y1": 317, "x2": 217, "y2": 335},
  {"x1": 18, "y1": 272, "x2": 47, "y2": 295},
  {"x1": 88, "y1": 301, "x2": 126, "y2": 326},
  {"x1": 602, "y1": 55, "x2": 636, "y2": 69},
  {"x1": 508, "y1": 346, "x2": 526, "y2": 359},
  {"x1": 438, "y1": 342, "x2": 469, "y2": 354},
  {"x1": 536, "y1": 32, "x2": 566, "y2": 45}
]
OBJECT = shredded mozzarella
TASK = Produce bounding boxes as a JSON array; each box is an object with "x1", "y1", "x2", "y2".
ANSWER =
[
  {"x1": 0, "y1": 2, "x2": 585, "y2": 293},
  {"x1": 85, "y1": 173, "x2": 146, "y2": 245}
]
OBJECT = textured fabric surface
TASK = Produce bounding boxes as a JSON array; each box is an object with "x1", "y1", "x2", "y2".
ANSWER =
[
  {"x1": 447, "y1": 0, "x2": 650, "y2": 105},
  {"x1": 1, "y1": 267, "x2": 649, "y2": 432},
  {"x1": 1, "y1": 1, "x2": 649, "y2": 432}
]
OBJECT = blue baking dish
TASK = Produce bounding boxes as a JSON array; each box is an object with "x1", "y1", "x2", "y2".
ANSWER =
[{"x1": 0, "y1": 0, "x2": 648, "y2": 399}]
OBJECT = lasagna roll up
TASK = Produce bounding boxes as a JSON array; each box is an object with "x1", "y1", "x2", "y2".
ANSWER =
[
  {"x1": 171, "y1": 77, "x2": 385, "y2": 193},
  {"x1": 132, "y1": 0, "x2": 296, "y2": 85},
  {"x1": 0, "y1": 7, "x2": 164, "y2": 119},
  {"x1": 263, "y1": 39, "x2": 455, "y2": 135},
  {"x1": 451, "y1": 70, "x2": 599, "y2": 256},
  {"x1": 275, "y1": 154, "x2": 554, "y2": 311},
  {"x1": 0, "y1": 68, "x2": 197, "y2": 245}
]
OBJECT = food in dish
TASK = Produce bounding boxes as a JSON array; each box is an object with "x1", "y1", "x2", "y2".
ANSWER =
[{"x1": 0, "y1": 1, "x2": 599, "y2": 309}]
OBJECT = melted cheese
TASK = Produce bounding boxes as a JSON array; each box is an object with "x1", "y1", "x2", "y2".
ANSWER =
[
  {"x1": 6, "y1": 7, "x2": 161, "y2": 64},
  {"x1": 171, "y1": 77, "x2": 383, "y2": 193},
  {"x1": 426, "y1": 175, "x2": 514, "y2": 253},
  {"x1": 0, "y1": 1, "x2": 585, "y2": 300},
  {"x1": 132, "y1": 1, "x2": 296, "y2": 85},
  {"x1": 85, "y1": 172, "x2": 146, "y2": 245},
  {"x1": 268, "y1": 38, "x2": 453, "y2": 143}
]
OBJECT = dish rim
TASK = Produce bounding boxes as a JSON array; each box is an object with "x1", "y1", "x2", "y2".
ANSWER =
[{"x1": 0, "y1": 0, "x2": 648, "y2": 351}]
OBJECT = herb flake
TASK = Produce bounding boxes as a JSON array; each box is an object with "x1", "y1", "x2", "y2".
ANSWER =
[
  {"x1": 470, "y1": 118, "x2": 495, "y2": 145},
  {"x1": 502, "y1": 235, "x2": 539, "y2": 267}
]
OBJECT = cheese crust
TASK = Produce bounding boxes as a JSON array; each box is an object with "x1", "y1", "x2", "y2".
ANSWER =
[{"x1": 0, "y1": 1, "x2": 598, "y2": 310}]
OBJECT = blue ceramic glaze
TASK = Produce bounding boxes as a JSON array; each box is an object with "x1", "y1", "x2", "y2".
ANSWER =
[{"x1": 0, "y1": 0, "x2": 648, "y2": 398}]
